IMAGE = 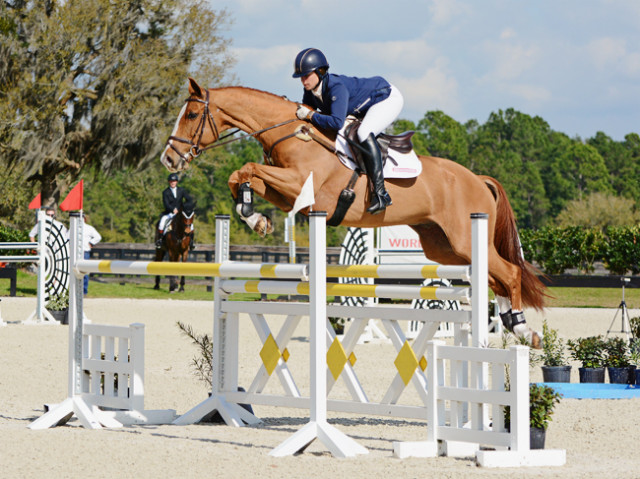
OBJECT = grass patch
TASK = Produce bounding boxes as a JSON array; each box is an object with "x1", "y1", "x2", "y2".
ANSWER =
[{"x1": 1, "y1": 268, "x2": 638, "y2": 308}]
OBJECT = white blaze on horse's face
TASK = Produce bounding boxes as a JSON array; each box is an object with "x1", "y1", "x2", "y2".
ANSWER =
[{"x1": 161, "y1": 103, "x2": 190, "y2": 172}]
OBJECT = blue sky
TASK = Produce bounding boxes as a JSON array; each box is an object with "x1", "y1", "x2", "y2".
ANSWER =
[{"x1": 214, "y1": 0, "x2": 639, "y2": 141}]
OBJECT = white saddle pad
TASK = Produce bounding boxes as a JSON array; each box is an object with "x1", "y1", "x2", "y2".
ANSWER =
[{"x1": 335, "y1": 129, "x2": 422, "y2": 179}]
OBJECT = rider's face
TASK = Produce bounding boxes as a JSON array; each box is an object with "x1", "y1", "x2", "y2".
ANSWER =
[
  {"x1": 169, "y1": 180, "x2": 178, "y2": 187},
  {"x1": 300, "y1": 71, "x2": 320, "y2": 91}
]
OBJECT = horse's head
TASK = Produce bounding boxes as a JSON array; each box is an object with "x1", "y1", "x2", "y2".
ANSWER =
[{"x1": 161, "y1": 78, "x2": 220, "y2": 172}]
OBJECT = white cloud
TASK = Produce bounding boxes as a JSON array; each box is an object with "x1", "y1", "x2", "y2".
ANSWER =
[
  {"x1": 507, "y1": 84, "x2": 551, "y2": 103},
  {"x1": 349, "y1": 40, "x2": 438, "y2": 75},
  {"x1": 232, "y1": 44, "x2": 300, "y2": 75},
  {"x1": 428, "y1": 0, "x2": 465, "y2": 25},
  {"x1": 481, "y1": 39, "x2": 540, "y2": 82},
  {"x1": 391, "y1": 60, "x2": 461, "y2": 118},
  {"x1": 587, "y1": 37, "x2": 640, "y2": 78},
  {"x1": 500, "y1": 28, "x2": 517, "y2": 41},
  {"x1": 588, "y1": 37, "x2": 627, "y2": 69}
]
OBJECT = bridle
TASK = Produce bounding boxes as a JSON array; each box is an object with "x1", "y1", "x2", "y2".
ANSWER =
[
  {"x1": 165, "y1": 89, "x2": 219, "y2": 164},
  {"x1": 165, "y1": 88, "x2": 298, "y2": 165}
]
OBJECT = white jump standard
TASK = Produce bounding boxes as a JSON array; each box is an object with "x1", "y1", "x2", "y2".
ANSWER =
[{"x1": 28, "y1": 210, "x2": 565, "y2": 467}]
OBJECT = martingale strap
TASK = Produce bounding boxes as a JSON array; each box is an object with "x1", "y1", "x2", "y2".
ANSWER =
[{"x1": 327, "y1": 170, "x2": 360, "y2": 227}]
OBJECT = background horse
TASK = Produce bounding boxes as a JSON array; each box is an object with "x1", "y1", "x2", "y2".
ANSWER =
[
  {"x1": 160, "y1": 78, "x2": 547, "y2": 345},
  {"x1": 154, "y1": 201, "x2": 195, "y2": 292}
]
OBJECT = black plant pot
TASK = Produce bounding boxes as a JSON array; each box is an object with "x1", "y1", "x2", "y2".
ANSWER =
[
  {"x1": 578, "y1": 367, "x2": 605, "y2": 383},
  {"x1": 48, "y1": 309, "x2": 68, "y2": 325},
  {"x1": 636, "y1": 369, "x2": 640, "y2": 386},
  {"x1": 530, "y1": 427, "x2": 546, "y2": 450},
  {"x1": 541, "y1": 365, "x2": 571, "y2": 383},
  {"x1": 608, "y1": 366, "x2": 631, "y2": 384}
]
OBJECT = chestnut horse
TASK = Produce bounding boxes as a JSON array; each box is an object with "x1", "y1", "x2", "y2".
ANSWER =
[
  {"x1": 153, "y1": 203, "x2": 195, "y2": 292},
  {"x1": 160, "y1": 78, "x2": 546, "y2": 345}
]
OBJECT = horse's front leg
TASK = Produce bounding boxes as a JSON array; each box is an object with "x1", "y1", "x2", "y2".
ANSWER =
[
  {"x1": 179, "y1": 250, "x2": 188, "y2": 292},
  {"x1": 229, "y1": 163, "x2": 305, "y2": 237}
]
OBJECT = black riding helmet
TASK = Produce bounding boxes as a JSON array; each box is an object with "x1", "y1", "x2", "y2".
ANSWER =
[
  {"x1": 292, "y1": 48, "x2": 329, "y2": 78},
  {"x1": 168, "y1": 173, "x2": 179, "y2": 182}
]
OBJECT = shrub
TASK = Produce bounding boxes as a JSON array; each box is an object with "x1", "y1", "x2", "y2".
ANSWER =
[{"x1": 567, "y1": 335, "x2": 607, "y2": 368}]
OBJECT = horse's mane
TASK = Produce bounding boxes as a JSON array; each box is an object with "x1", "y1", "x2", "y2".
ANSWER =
[{"x1": 215, "y1": 86, "x2": 296, "y2": 105}]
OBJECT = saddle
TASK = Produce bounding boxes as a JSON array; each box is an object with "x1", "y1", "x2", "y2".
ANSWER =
[{"x1": 343, "y1": 120, "x2": 415, "y2": 172}]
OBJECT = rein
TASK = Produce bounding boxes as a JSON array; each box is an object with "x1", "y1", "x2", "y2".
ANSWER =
[{"x1": 166, "y1": 89, "x2": 297, "y2": 164}]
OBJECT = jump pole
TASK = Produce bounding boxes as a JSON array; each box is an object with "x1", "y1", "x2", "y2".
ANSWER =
[{"x1": 270, "y1": 211, "x2": 368, "y2": 458}]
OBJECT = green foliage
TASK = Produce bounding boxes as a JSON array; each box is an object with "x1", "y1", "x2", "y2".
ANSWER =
[
  {"x1": 521, "y1": 226, "x2": 606, "y2": 274},
  {"x1": 541, "y1": 320, "x2": 567, "y2": 367},
  {"x1": 567, "y1": 336, "x2": 607, "y2": 368},
  {"x1": 603, "y1": 337, "x2": 631, "y2": 368},
  {"x1": 0, "y1": 223, "x2": 28, "y2": 243},
  {"x1": 528, "y1": 384, "x2": 562, "y2": 430},
  {"x1": 555, "y1": 192, "x2": 639, "y2": 228},
  {"x1": 520, "y1": 225, "x2": 640, "y2": 275},
  {"x1": 46, "y1": 291, "x2": 69, "y2": 311},
  {"x1": 630, "y1": 317, "x2": 640, "y2": 340},
  {"x1": 0, "y1": 0, "x2": 234, "y2": 205},
  {"x1": 602, "y1": 226, "x2": 640, "y2": 275}
]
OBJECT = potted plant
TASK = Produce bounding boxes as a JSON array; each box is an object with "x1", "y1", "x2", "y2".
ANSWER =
[
  {"x1": 46, "y1": 291, "x2": 69, "y2": 325},
  {"x1": 567, "y1": 335, "x2": 607, "y2": 383},
  {"x1": 504, "y1": 383, "x2": 562, "y2": 449},
  {"x1": 604, "y1": 337, "x2": 634, "y2": 384},
  {"x1": 630, "y1": 317, "x2": 640, "y2": 347},
  {"x1": 540, "y1": 320, "x2": 571, "y2": 382},
  {"x1": 630, "y1": 341, "x2": 640, "y2": 386}
]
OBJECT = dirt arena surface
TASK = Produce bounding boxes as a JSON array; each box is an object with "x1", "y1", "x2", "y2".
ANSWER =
[{"x1": 1, "y1": 297, "x2": 639, "y2": 478}]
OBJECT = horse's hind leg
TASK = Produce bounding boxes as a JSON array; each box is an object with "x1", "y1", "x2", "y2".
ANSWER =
[
  {"x1": 411, "y1": 223, "x2": 540, "y2": 348},
  {"x1": 179, "y1": 276, "x2": 185, "y2": 293}
]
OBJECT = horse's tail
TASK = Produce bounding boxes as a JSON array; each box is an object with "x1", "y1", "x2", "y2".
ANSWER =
[{"x1": 481, "y1": 176, "x2": 547, "y2": 310}]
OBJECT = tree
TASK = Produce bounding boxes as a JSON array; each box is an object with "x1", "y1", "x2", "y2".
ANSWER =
[
  {"x1": 416, "y1": 111, "x2": 470, "y2": 167},
  {"x1": 0, "y1": 0, "x2": 234, "y2": 208},
  {"x1": 555, "y1": 192, "x2": 638, "y2": 228},
  {"x1": 588, "y1": 132, "x2": 640, "y2": 202},
  {"x1": 469, "y1": 109, "x2": 552, "y2": 227}
]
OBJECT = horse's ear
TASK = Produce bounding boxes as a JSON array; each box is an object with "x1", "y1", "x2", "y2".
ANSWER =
[{"x1": 188, "y1": 78, "x2": 204, "y2": 98}]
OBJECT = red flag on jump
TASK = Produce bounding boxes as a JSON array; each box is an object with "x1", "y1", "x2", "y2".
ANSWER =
[
  {"x1": 59, "y1": 180, "x2": 84, "y2": 211},
  {"x1": 28, "y1": 193, "x2": 42, "y2": 209}
]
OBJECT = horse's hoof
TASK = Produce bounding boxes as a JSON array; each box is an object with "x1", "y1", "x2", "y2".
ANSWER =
[
  {"x1": 254, "y1": 215, "x2": 273, "y2": 237},
  {"x1": 153, "y1": 285, "x2": 159, "y2": 290}
]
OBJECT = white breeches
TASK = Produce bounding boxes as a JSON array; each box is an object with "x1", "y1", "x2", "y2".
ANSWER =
[
  {"x1": 357, "y1": 84, "x2": 404, "y2": 141},
  {"x1": 159, "y1": 213, "x2": 174, "y2": 231}
]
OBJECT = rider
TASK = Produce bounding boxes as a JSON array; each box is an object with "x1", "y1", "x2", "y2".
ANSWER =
[
  {"x1": 155, "y1": 173, "x2": 195, "y2": 249},
  {"x1": 292, "y1": 47, "x2": 404, "y2": 215}
]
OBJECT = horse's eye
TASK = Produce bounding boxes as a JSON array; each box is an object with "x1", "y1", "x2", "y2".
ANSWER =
[{"x1": 187, "y1": 111, "x2": 198, "y2": 120}]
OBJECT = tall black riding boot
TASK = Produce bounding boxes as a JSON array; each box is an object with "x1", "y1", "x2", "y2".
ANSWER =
[
  {"x1": 189, "y1": 231, "x2": 195, "y2": 251},
  {"x1": 360, "y1": 133, "x2": 392, "y2": 214}
]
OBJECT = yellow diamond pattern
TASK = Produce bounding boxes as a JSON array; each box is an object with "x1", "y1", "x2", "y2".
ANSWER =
[
  {"x1": 327, "y1": 337, "x2": 348, "y2": 381},
  {"x1": 348, "y1": 352, "x2": 357, "y2": 367},
  {"x1": 282, "y1": 348, "x2": 290, "y2": 362},
  {"x1": 419, "y1": 356, "x2": 427, "y2": 371},
  {"x1": 394, "y1": 341, "x2": 419, "y2": 386},
  {"x1": 260, "y1": 334, "x2": 281, "y2": 376}
]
